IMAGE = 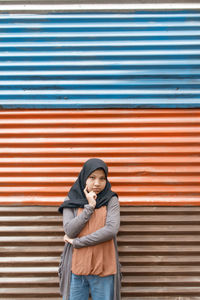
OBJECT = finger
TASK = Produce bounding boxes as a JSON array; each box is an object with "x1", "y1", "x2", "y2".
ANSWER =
[
  {"x1": 85, "y1": 184, "x2": 90, "y2": 192},
  {"x1": 91, "y1": 191, "x2": 97, "y2": 199}
]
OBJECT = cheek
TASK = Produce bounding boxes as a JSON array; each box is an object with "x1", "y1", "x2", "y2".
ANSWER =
[{"x1": 102, "y1": 181, "x2": 106, "y2": 189}]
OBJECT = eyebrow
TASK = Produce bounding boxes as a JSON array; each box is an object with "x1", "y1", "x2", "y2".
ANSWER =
[{"x1": 89, "y1": 174, "x2": 106, "y2": 178}]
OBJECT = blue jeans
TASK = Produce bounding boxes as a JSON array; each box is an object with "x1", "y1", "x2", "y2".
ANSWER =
[{"x1": 68, "y1": 273, "x2": 114, "y2": 300}]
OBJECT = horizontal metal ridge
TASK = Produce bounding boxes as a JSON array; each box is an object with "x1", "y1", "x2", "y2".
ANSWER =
[
  {"x1": 1, "y1": 4, "x2": 200, "y2": 11},
  {"x1": 1, "y1": 79, "x2": 200, "y2": 85},
  {"x1": 1, "y1": 59, "x2": 200, "y2": 66},
  {"x1": 0, "y1": 108, "x2": 197, "y2": 115},
  {"x1": 1, "y1": 13, "x2": 200, "y2": 19},
  {"x1": 1, "y1": 128, "x2": 200, "y2": 135},
  {"x1": 0, "y1": 108, "x2": 198, "y2": 114},
  {"x1": 0, "y1": 185, "x2": 199, "y2": 193},
  {"x1": 0, "y1": 137, "x2": 199, "y2": 143},
  {"x1": 1, "y1": 196, "x2": 200, "y2": 206},
  {"x1": 0, "y1": 176, "x2": 200, "y2": 183},
  {"x1": 1, "y1": 90, "x2": 200, "y2": 95},
  {"x1": 0, "y1": 157, "x2": 198, "y2": 162},
  {"x1": 0, "y1": 113, "x2": 199, "y2": 121},
  {"x1": 0, "y1": 276, "x2": 58, "y2": 282},
  {"x1": 1, "y1": 69, "x2": 199, "y2": 75},
  {"x1": 2, "y1": 21, "x2": 200, "y2": 26},
  {"x1": 0, "y1": 146, "x2": 199, "y2": 153},
  {"x1": 1, "y1": 50, "x2": 200, "y2": 56},
  {"x1": 2, "y1": 25, "x2": 200, "y2": 30},
  {"x1": 1, "y1": 40, "x2": 200, "y2": 46}
]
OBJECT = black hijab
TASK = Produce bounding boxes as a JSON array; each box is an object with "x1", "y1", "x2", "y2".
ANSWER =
[{"x1": 58, "y1": 158, "x2": 118, "y2": 214}]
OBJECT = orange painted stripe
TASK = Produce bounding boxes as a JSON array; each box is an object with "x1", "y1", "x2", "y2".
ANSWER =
[
  {"x1": 0, "y1": 157, "x2": 199, "y2": 163},
  {"x1": 0, "y1": 146, "x2": 199, "y2": 155},
  {"x1": 0, "y1": 109, "x2": 199, "y2": 206},
  {"x1": 0, "y1": 176, "x2": 199, "y2": 184}
]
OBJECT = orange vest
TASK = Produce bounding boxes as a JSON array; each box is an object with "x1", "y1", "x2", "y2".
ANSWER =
[{"x1": 71, "y1": 206, "x2": 116, "y2": 277}]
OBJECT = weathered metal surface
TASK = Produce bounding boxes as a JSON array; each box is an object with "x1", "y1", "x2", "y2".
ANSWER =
[
  {"x1": 1, "y1": 205, "x2": 200, "y2": 299},
  {"x1": 0, "y1": 10, "x2": 200, "y2": 108},
  {"x1": 0, "y1": 108, "x2": 199, "y2": 206},
  {"x1": 1, "y1": 4, "x2": 200, "y2": 11}
]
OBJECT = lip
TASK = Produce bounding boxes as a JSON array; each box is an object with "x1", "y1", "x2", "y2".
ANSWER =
[{"x1": 93, "y1": 189, "x2": 101, "y2": 192}]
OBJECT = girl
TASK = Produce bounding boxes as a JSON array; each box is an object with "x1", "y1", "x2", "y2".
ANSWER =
[{"x1": 58, "y1": 158, "x2": 121, "y2": 300}]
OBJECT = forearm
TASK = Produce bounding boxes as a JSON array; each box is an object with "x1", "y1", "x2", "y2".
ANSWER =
[
  {"x1": 63, "y1": 205, "x2": 94, "y2": 238},
  {"x1": 73, "y1": 196, "x2": 120, "y2": 248},
  {"x1": 73, "y1": 223, "x2": 119, "y2": 248}
]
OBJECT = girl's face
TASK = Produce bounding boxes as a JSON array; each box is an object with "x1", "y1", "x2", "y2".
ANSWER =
[{"x1": 85, "y1": 169, "x2": 106, "y2": 194}]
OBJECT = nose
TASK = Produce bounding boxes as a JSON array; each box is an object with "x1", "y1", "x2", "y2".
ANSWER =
[{"x1": 94, "y1": 179, "x2": 100, "y2": 186}]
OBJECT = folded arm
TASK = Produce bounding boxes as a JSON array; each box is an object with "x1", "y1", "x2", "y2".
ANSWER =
[
  {"x1": 72, "y1": 196, "x2": 120, "y2": 249},
  {"x1": 63, "y1": 204, "x2": 94, "y2": 238}
]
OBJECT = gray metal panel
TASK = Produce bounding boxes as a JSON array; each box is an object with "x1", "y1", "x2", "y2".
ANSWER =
[{"x1": 0, "y1": 10, "x2": 200, "y2": 108}]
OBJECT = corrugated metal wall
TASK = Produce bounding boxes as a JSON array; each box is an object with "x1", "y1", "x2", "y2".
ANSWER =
[
  {"x1": 1, "y1": 5, "x2": 200, "y2": 300},
  {"x1": 3, "y1": 205, "x2": 200, "y2": 300},
  {"x1": 0, "y1": 10, "x2": 200, "y2": 108},
  {"x1": 0, "y1": 108, "x2": 199, "y2": 206}
]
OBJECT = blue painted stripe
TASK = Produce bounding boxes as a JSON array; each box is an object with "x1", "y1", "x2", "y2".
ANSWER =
[
  {"x1": 0, "y1": 70, "x2": 200, "y2": 79},
  {"x1": 0, "y1": 10, "x2": 200, "y2": 108},
  {"x1": 0, "y1": 100, "x2": 200, "y2": 109}
]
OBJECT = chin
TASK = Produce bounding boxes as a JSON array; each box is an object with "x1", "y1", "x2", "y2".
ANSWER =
[{"x1": 93, "y1": 190, "x2": 101, "y2": 194}]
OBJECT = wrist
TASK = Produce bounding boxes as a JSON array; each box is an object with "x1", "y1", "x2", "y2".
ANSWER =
[{"x1": 89, "y1": 203, "x2": 95, "y2": 209}]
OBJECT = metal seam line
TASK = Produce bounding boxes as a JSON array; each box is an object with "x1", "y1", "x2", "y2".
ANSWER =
[{"x1": 0, "y1": 4, "x2": 200, "y2": 11}]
